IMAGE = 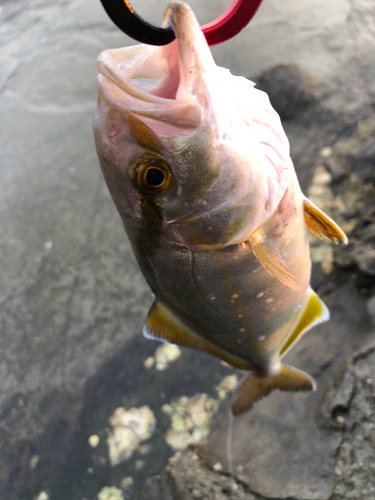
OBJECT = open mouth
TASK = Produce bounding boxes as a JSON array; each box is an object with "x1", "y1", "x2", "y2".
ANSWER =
[
  {"x1": 97, "y1": 40, "x2": 202, "y2": 131},
  {"x1": 96, "y1": 2, "x2": 219, "y2": 132},
  {"x1": 98, "y1": 42, "x2": 180, "y2": 103}
]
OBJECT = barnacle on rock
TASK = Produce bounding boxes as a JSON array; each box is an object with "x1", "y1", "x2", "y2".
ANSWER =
[
  {"x1": 107, "y1": 406, "x2": 156, "y2": 465},
  {"x1": 162, "y1": 394, "x2": 219, "y2": 451}
]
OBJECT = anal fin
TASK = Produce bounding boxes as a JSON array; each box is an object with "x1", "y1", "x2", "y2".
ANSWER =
[
  {"x1": 249, "y1": 232, "x2": 301, "y2": 290},
  {"x1": 232, "y1": 363, "x2": 315, "y2": 416},
  {"x1": 144, "y1": 299, "x2": 252, "y2": 371},
  {"x1": 279, "y1": 287, "x2": 329, "y2": 357},
  {"x1": 303, "y1": 197, "x2": 348, "y2": 243}
]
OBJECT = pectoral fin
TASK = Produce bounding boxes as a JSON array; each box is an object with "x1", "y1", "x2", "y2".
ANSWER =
[
  {"x1": 303, "y1": 197, "x2": 348, "y2": 243},
  {"x1": 144, "y1": 299, "x2": 252, "y2": 370},
  {"x1": 279, "y1": 287, "x2": 329, "y2": 357},
  {"x1": 232, "y1": 363, "x2": 315, "y2": 416},
  {"x1": 249, "y1": 233, "x2": 301, "y2": 290}
]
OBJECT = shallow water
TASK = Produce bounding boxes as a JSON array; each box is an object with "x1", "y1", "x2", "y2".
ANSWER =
[{"x1": 53, "y1": 337, "x2": 236, "y2": 500}]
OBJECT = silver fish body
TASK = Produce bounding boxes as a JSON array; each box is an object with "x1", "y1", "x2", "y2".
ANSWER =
[
  {"x1": 139, "y1": 171, "x2": 309, "y2": 372},
  {"x1": 94, "y1": 2, "x2": 347, "y2": 414}
]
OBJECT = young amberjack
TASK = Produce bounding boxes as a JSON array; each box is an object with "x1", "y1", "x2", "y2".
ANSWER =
[{"x1": 93, "y1": 2, "x2": 347, "y2": 415}]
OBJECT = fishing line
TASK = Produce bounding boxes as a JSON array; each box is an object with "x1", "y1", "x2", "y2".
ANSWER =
[{"x1": 226, "y1": 409, "x2": 245, "y2": 499}]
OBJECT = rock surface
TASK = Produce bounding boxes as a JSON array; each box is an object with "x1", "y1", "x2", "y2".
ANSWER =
[
  {"x1": 256, "y1": 64, "x2": 314, "y2": 119},
  {"x1": 199, "y1": 283, "x2": 372, "y2": 500},
  {"x1": 139, "y1": 360, "x2": 371, "y2": 500},
  {"x1": 332, "y1": 344, "x2": 375, "y2": 499},
  {"x1": 140, "y1": 342, "x2": 375, "y2": 500},
  {"x1": 1, "y1": 0, "x2": 375, "y2": 499}
]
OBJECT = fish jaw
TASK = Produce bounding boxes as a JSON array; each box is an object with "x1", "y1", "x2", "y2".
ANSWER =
[
  {"x1": 96, "y1": 43, "x2": 202, "y2": 133},
  {"x1": 96, "y1": 1, "x2": 218, "y2": 135},
  {"x1": 94, "y1": 2, "x2": 292, "y2": 251}
]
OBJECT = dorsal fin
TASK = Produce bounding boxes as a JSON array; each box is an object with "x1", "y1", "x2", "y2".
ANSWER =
[{"x1": 144, "y1": 299, "x2": 252, "y2": 370}]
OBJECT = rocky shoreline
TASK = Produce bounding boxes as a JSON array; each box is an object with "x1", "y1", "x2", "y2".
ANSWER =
[{"x1": 1, "y1": 0, "x2": 375, "y2": 499}]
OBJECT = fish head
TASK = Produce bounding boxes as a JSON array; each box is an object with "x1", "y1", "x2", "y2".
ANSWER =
[{"x1": 94, "y1": 1, "x2": 291, "y2": 250}]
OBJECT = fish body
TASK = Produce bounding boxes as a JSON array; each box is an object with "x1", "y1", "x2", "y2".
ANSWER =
[{"x1": 94, "y1": 2, "x2": 347, "y2": 414}]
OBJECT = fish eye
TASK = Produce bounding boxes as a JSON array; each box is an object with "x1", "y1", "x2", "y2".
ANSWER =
[
  {"x1": 145, "y1": 167, "x2": 165, "y2": 187},
  {"x1": 131, "y1": 155, "x2": 172, "y2": 194}
]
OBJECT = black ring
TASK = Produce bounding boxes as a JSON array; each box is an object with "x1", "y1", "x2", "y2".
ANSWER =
[{"x1": 100, "y1": 0, "x2": 175, "y2": 46}]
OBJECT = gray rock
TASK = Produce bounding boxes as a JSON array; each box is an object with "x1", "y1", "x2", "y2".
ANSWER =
[
  {"x1": 335, "y1": 211, "x2": 375, "y2": 287},
  {"x1": 322, "y1": 156, "x2": 350, "y2": 185},
  {"x1": 346, "y1": 136, "x2": 375, "y2": 183},
  {"x1": 256, "y1": 64, "x2": 314, "y2": 119},
  {"x1": 333, "y1": 116, "x2": 375, "y2": 183},
  {"x1": 366, "y1": 295, "x2": 375, "y2": 327},
  {"x1": 331, "y1": 344, "x2": 375, "y2": 499},
  {"x1": 140, "y1": 449, "x2": 261, "y2": 500}
]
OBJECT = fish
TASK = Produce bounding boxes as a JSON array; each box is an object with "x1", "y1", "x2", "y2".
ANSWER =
[{"x1": 93, "y1": 1, "x2": 348, "y2": 415}]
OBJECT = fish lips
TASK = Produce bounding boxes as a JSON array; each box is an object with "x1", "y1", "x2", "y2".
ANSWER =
[
  {"x1": 96, "y1": 2, "x2": 221, "y2": 138},
  {"x1": 96, "y1": 60, "x2": 202, "y2": 133}
]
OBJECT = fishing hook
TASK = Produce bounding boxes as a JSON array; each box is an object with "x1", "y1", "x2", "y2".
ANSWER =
[{"x1": 99, "y1": 0, "x2": 264, "y2": 46}]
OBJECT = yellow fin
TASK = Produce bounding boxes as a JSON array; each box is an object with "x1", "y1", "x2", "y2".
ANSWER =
[
  {"x1": 279, "y1": 287, "x2": 329, "y2": 357},
  {"x1": 232, "y1": 363, "x2": 315, "y2": 416},
  {"x1": 303, "y1": 197, "x2": 348, "y2": 244},
  {"x1": 249, "y1": 233, "x2": 301, "y2": 290},
  {"x1": 143, "y1": 299, "x2": 252, "y2": 370}
]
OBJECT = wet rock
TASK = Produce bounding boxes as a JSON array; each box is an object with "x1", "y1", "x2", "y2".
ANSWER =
[
  {"x1": 332, "y1": 343, "x2": 375, "y2": 499},
  {"x1": 318, "y1": 366, "x2": 355, "y2": 429},
  {"x1": 346, "y1": 137, "x2": 375, "y2": 183},
  {"x1": 366, "y1": 295, "x2": 375, "y2": 327},
  {"x1": 304, "y1": 115, "x2": 375, "y2": 290},
  {"x1": 257, "y1": 64, "x2": 313, "y2": 119},
  {"x1": 354, "y1": 245, "x2": 375, "y2": 277},
  {"x1": 334, "y1": 116, "x2": 375, "y2": 182},
  {"x1": 323, "y1": 156, "x2": 350, "y2": 184},
  {"x1": 335, "y1": 207, "x2": 375, "y2": 287},
  {"x1": 139, "y1": 449, "x2": 259, "y2": 500},
  {"x1": 318, "y1": 146, "x2": 350, "y2": 184}
]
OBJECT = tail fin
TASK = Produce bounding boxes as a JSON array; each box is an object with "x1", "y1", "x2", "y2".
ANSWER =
[{"x1": 232, "y1": 364, "x2": 316, "y2": 416}]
